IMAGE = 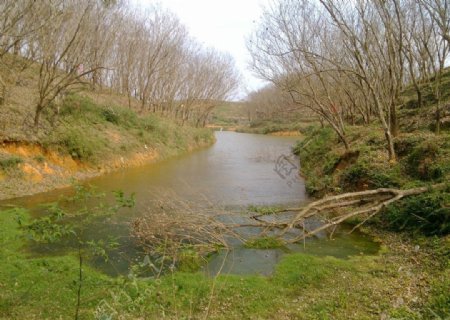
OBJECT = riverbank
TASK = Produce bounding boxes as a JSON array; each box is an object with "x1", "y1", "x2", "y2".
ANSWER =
[
  {"x1": 0, "y1": 93, "x2": 215, "y2": 201},
  {"x1": 289, "y1": 123, "x2": 450, "y2": 317},
  {"x1": 0, "y1": 206, "x2": 448, "y2": 319}
]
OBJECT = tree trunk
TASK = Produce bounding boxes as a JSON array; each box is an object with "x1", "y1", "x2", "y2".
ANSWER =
[
  {"x1": 34, "y1": 104, "x2": 44, "y2": 128},
  {"x1": 417, "y1": 88, "x2": 423, "y2": 109},
  {"x1": 436, "y1": 102, "x2": 441, "y2": 134},
  {"x1": 384, "y1": 129, "x2": 396, "y2": 162},
  {"x1": 389, "y1": 104, "x2": 398, "y2": 137}
]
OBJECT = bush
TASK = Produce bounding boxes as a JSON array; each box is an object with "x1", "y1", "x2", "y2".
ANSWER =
[
  {"x1": 381, "y1": 190, "x2": 450, "y2": 236},
  {"x1": 33, "y1": 155, "x2": 45, "y2": 163},
  {"x1": 339, "y1": 162, "x2": 400, "y2": 191},
  {"x1": 101, "y1": 108, "x2": 119, "y2": 124},
  {"x1": 59, "y1": 94, "x2": 98, "y2": 118},
  {"x1": 141, "y1": 115, "x2": 160, "y2": 131},
  {"x1": 405, "y1": 141, "x2": 443, "y2": 180},
  {"x1": 56, "y1": 127, "x2": 106, "y2": 162},
  {"x1": 0, "y1": 156, "x2": 23, "y2": 171}
]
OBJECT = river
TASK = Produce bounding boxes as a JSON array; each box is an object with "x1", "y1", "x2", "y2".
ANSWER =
[{"x1": 3, "y1": 131, "x2": 379, "y2": 276}]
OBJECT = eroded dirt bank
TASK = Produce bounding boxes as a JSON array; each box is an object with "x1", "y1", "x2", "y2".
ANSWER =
[{"x1": 0, "y1": 140, "x2": 212, "y2": 201}]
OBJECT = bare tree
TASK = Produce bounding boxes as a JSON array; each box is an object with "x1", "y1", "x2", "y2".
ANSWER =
[
  {"x1": 0, "y1": 0, "x2": 47, "y2": 105},
  {"x1": 31, "y1": 1, "x2": 98, "y2": 127},
  {"x1": 248, "y1": 0, "x2": 355, "y2": 150},
  {"x1": 1, "y1": 0, "x2": 240, "y2": 129},
  {"x1": 419, "y1": 0, "x2": 450, "y2": 45}
]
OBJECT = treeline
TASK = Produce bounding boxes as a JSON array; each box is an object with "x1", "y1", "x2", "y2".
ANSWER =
[
  {"x1": 248, "y1": 0, "x2": 449, "y2": 159},
  {"x1": 0, "y1": 0, "x2": 240, "y2": 129}
]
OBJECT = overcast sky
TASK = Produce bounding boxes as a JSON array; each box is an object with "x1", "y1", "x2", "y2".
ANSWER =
[{"x1": 135, "y1": 0, "x2": 270, "y2": 99}]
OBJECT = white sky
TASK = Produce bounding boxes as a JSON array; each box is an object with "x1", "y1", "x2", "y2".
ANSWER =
[{"x1": 135, "y1": 0, "x2": 270, "y2": 99}]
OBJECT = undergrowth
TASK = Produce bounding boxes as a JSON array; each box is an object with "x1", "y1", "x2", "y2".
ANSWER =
[{"x1": 40, "y1": 94, "x2": 214, "y2": 163}]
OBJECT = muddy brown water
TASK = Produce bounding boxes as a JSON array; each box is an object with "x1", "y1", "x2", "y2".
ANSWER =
[{"x1": 2, "y1": 132, "x2": 379, "y2": 276}]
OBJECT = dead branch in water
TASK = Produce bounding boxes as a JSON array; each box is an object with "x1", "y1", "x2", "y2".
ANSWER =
[
  {"x1": 131, "y1": 184, "x2": 447, "y2": 262},
  {"x1": 131, "y1": 191, "x2": 244, "y2": 263}
]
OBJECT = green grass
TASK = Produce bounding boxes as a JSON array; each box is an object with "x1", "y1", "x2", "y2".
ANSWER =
[
  {"x1": 247, "y1": 205, "x2": 281, "y2": 215},
  {"x1": 244, "y1": 236, "x2": 286, "y2": 249}
]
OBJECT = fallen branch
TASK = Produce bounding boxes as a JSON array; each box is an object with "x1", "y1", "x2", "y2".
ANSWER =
[
  {"x1": 131, "y1": 184, "x2": 447, "y2": 265},
  {"x1": 281, "y1": 183, "x2": 446, "y2": 242}
]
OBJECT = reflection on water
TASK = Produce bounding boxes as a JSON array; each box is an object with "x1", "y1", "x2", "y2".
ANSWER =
[{"x1": 2, "y1": 132, "x2": 379, "y2": 276}]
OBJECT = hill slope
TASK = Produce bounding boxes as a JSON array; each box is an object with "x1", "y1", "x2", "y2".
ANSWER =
[{"x1": 0, "y1": 59, "x2": 214, "y2": 200}]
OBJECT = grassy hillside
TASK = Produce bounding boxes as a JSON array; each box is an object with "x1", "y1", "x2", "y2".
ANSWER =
[
  {"x1": 293, "y1": 69, "x2": 450, "y2": 236},
  {"x1": 0, "y1": 58, "x2": 214, "y2": 200},
  {"x1": 399, "y1": 69, "x2": 450, "y2": 132},
  {"x1": 209, "y1": 102, "x2": 248, "y2": 128}
]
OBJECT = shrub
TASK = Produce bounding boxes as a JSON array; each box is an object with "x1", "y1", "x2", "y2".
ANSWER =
[
  {"x1": 405, "y1": 141, "x2": 442, "y2": 180},
  {"x1": 177, "y1": 248, "x2": 204, "y2": 272},
  {"x1": 394, "y1": 135, "x2": 423, "y2": 157},
  {"x1": 56, "y1": 128, "x2": 106, "y2": 162},
  {"x1": 33, "y1": 155, "x2": 45, "y2": 163},
  {"x1": 381, "y1": 190, "x2": 450, "y2": 236},
  {"x1": 59, "y1": 94, "x2": 98, "y2": 117},
  {"x1": 339, "y1": 162, "x2": 400, "y2": 191},
  {"x1": 141, "y1": 115, "x2": 159, "y2": 131},
  {"x1": 0, "y1": 156, "x2": 23, "y2": 171},
  {"x1": 101, "y1": 108, "x2": 119, "y2": 124}
]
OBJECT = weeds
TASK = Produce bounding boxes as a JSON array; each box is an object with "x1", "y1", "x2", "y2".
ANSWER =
[
  {"x1": 0, "y1": 156, "x2": 23, "y2": 171},
  {"x1": 41, "y1": 94, "x2": 214, "y2": 163},
  {"x1": 244, "y1": 236, "x2": 286, "y2": 249}
]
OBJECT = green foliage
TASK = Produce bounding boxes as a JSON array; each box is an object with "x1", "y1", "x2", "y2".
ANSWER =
[
  {"x1": 177, "y1": 248, "x2": 204, "y2": 272},
  {"x1": 293, "y1": 127, "x2": 344, "y2": 195},
  {"x1": 1, "y1": 204, "x2": 448, "y2": 319},
  {"x1": 101, "y1": 108, "x2": 120, "y2": 124},
  {"x1": 293, "y1": 126, "x2": 334, "y2": 157},
  {"x1": 55, "y1": 127, "x2": 107, "y2": 161},
  {"x1": 12, "y1": 185, "x2": 136, "y2": 318},
  {"x1": 237, "y1": 118, "x2": 306, "y2": 134},
  {"x1": 19, "y1": 203, "x2": 74, "y2": 243},
  {"x1": 0, "y1": 156, "x2": 23, "y2": 171},
  {"x1": 340, "y1": 161, "x2": 401, "y2": 191},
  {"x1": 20, "y1": 185, "x2": 135, "y2": 244},
  {"x1": 381, "y1": 190, "x2": 450, "y2": 236},
  {"x1": 274, "y1": 254, "x2": 337, "y2": 288},
  {"x1": 247, "y1": 205, "x2": 280, "y2": 215},
  {"x1": 40, "y1": 93, "x2": 214, "y2": 163},
  {"x1": 405, "y1": 140, "x2": 443, "y2": 181},
  {"x1": 424, "y1": 273, "x2": 450, "y2": 318},
  {"x1": 244, "y1": 236, "x2": 286, "y2": 249},
  {"x1": 33, "y1": 155, "x2": 45, "y2": 163}
]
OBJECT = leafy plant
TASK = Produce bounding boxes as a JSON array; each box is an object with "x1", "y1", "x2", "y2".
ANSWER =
[
  {"x1": 247, "y1": 205, "x2": 280, "y2": 215},
  {"x1": 405, "y1": 141, "x2": 442, "y2": 181},
  {"x1": 101, "y1": 108, "x2": 119, "y2": 124},
  {"x1": 0, "y1": 156, "x2": 23, "y2": 171},
  {"x1": 33, "y1": 155, "x2": 46, "y2": 163},
  {"x1": 381, "y1": 190, "x2": 450, "y2": 236},
  {"x1": 245, "y1": 236, "x2": 286, "y2": 249},
  {"x1": 17, "y1": 184, "x2": 135, "y2": 319}
]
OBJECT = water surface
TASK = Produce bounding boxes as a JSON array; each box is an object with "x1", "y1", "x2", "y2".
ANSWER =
[{"x1": 2, "y1": 132, "x2": 379, "y2": 276}]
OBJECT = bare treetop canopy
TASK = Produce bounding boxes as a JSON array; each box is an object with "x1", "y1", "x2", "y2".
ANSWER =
[
  {"x1": 0, "y1": 0, "x2": 241, "y2": 129},
  {"x1": 248, "y1": 0, "x2": 449, "y2": 159}
]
